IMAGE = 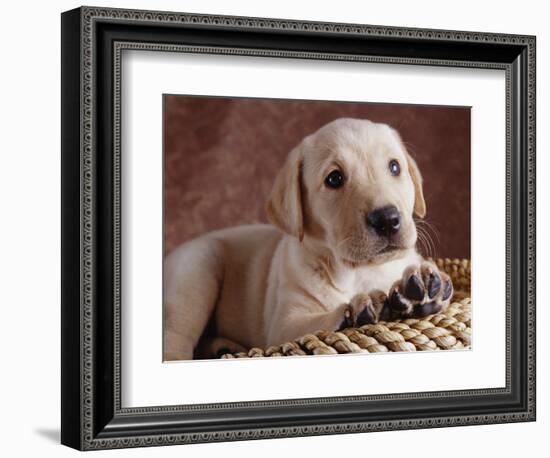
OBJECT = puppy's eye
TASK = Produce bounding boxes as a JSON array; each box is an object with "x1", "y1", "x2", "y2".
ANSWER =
[
  {"x1": 389, "y1": 159, "x2": 401, "y2": 176},
  {"x1": 324, "y1": 170, "x2": 344, "y2": 189}
]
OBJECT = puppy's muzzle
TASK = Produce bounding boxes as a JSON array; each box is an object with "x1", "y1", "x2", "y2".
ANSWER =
[{"x1": 366, "y1": 205, "x2": 401, "y2": 237}]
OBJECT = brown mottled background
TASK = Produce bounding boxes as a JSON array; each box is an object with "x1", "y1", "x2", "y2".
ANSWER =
[{"x1": 164, "y1": 96, "x2": 470, "y2": 259}]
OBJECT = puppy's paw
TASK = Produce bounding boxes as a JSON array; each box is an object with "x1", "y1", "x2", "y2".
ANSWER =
[
  {"x1": 388, "y1": 262, "x2": 453, "y2": 318},
  {"x1": 338, "y1": 291, "x2": 389, "y2": 329}
]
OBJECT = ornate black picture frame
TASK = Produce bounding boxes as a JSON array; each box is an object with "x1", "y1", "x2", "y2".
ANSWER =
[{"x1": 61, "y1": 6, "x2": 536, "y2": 450}]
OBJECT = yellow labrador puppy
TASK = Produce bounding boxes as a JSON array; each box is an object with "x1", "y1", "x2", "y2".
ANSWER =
[{"x1": 164, "y1": 118, "x2": 453, "y2": 360}]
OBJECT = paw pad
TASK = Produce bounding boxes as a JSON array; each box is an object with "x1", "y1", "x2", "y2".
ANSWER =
[
  {"x1": 339, "y1": 291, "x2": 388, "y2": 330},
  {"x1": 391, "y1": 263, "x2": 453, "y2": 319},
  {"x1": 404, "y1": 273, "x2": 424, "y2": 301}
]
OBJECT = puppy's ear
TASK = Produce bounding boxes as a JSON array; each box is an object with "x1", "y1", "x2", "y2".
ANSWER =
[
  {"x1": 406, "y1": 153, "x2": 426, "y2": 218},
  {"x1": 266, "y1": 146, "x2": 304, "y2": 241}
]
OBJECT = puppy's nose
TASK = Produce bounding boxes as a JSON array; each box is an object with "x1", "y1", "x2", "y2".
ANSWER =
[{"x1": 367, "y1": 205, "x2": 401, "y2": 237}]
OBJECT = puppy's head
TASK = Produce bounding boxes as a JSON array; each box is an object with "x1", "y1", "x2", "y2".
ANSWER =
[{"x1": 266, "y1": 118, "x2": 425, "y2": 265}]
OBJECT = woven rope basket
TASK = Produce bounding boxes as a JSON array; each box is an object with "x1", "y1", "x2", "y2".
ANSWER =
[{"x1": 221, "y1": 258, "x2": 471, "y2": 358}]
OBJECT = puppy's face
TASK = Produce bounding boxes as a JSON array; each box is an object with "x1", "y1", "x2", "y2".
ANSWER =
[{"x1": 267, "y1": 118, "x2": 426, "y2": 265}]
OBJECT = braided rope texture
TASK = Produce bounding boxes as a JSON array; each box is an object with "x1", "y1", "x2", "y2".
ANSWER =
[{"x1": 222, "y1": 258, "x2": 471, "y2": 358}]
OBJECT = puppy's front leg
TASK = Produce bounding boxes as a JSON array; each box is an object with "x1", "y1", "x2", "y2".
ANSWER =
[
  {"x1": 265, "y1": 297, "x2": 386, "y2": 347},
  {"x1": 345, "y1": 262, "x2": 455, "y2": 325},
  {"x1": 265, "y1": 306, "x2": 346, "y2": 347}
]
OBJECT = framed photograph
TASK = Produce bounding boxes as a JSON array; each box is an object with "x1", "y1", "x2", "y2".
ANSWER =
[{"x1": 61, "y1": 6, "x2": 536, "y2": 450}]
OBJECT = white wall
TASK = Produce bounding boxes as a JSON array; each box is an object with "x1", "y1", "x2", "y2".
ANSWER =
[{"x1": 0, "y1": 0, "x2": 545, "y2": 456}]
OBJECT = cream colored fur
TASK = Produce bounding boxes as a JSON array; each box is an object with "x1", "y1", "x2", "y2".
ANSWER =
[{"x1": 164, "y1": 118, "x2": 430, "y2": 360}]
